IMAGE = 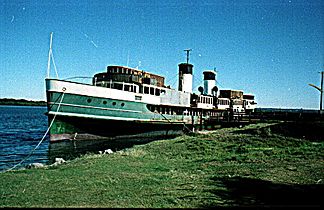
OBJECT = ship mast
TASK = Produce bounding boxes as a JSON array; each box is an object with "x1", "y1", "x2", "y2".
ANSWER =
[
  {"x1": 46, "y1": 32, "x2": 53, "y2": 78},
  {"x1": 46, "y1": 32, "x2": 59, "y2": 79}
]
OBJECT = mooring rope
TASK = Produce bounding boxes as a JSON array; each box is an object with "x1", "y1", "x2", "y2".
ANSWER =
[{"x1": 1, "y1": 91, "x2": 65, "y2": 173}]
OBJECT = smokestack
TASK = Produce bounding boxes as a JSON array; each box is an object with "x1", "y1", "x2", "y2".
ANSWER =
[
  {"x1": 203, "y1": 70, "x2": 216, "y2": 95},
  {"x1": 178, "y1": 63, "x2": 193, "y2": 93}
]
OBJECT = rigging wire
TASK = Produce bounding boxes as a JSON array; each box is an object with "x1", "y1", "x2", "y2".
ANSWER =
[
  {"x1": 62, "y1": 76, "x2": 93, "y2": 80},
  {"x1": 169, "y1": 73, "x2": 179, "y2": 88},
  {"x1": 192, "y1": 74, "x2": 204, "y2": 93}
]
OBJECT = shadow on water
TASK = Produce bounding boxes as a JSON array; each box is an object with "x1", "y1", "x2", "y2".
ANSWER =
[
  {"x1": 47, "y1": 135, "x2": 177, "y2": 164},
  {"x1": 204, "y1": 176, "x2": 324, "y2": 208}
]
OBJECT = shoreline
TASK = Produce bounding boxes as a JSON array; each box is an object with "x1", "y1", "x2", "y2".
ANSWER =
[
  {"x1": 0, "y1": 98, "x2": 46, "y2": 106},
  {"x1": 1, "y1": 122, "x2": 323, "y2": 207}
]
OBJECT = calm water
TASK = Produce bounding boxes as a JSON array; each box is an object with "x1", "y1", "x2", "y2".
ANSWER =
[
  {"x1": 0, "y1": 106, "x2": 160, "y2": 172},
  {"x1": 0, "y1": 106, "x2": 49, "y2": 171}
]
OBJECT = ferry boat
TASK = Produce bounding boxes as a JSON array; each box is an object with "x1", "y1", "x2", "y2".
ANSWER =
[{"x1": 45, "y1": 37, "x2": 256, "y2": 142}]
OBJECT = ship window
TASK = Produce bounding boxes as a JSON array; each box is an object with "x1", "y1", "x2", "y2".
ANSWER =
[
  {"x1": 135, "y1": 95, "x2": 142, "y2": 100},
  {"x1": 87, "y1": 99, "x2": 92, "y2": 103},
  {"x1": 103, "y1": 101, "x2": 107, "y2": 105},
  {"x1": 161, "y1": 89, "x2": 166, "y2": 95},
  {"x1": 114, "y1": 83, "x2": 123, "y2": 90},
  {"x1": 133, "y1": 86, "x2": 137, "y2": 93},
  {"x1": 124, "y1": 84, "x2": 130, "y2": 91},
  {"x1": 121, "y1": 103, "x2": 125, "y2": 107},
  {"x1": 155, "y1": 89, "x2": 160, "y2": 96},
  {"x1": 150, "y1": 87, "x2": 154, "y2": 95},
  {"x1": 144, "y1": 86, "x2": 149, "y2": 94},
  {"x1": 112, "y1": 102, "x2": 116, "y2": 106}
]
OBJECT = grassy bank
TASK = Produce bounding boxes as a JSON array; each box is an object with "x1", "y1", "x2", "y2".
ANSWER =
[{"x1": 1, "y1": 122, "x2": 323, "y2": 207}]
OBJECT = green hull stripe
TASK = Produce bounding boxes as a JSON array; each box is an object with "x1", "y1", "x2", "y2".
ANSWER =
[
  {"x1": 48, "y1": 111, "x2": 185, "y2": 124},
  {"x1": 47, "y1": 92, "x2": 189, "y2": 122}
]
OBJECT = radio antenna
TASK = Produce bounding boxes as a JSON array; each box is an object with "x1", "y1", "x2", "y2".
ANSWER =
[{"x1": 184, "y1": 49, "x2": 192, "y2": 64}]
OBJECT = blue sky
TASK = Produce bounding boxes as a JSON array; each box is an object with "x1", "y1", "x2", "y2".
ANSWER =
[{"x1": 0, "y1": 0, "x2": 323, "y2": 109}]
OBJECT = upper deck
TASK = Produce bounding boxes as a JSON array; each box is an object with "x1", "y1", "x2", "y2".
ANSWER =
[{"x1": 93, "y1": 66, "x2": 165, "y2": 87}]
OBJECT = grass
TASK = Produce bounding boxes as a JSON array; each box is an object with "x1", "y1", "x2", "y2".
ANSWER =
[{"x1": 1, "y1": 122, "x2": 323, "y2": 207}]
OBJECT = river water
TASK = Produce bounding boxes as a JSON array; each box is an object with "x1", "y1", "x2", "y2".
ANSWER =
[
  {"x1": 0, "y1": 106, "x2": 49, "y2": 171},
  {"x1": 0, "y1": 105, "x2": 159, "y2": 172}
]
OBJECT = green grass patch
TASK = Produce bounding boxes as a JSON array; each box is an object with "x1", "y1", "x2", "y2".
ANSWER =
[{"x1": 1, "y1": 122, "x2": 323, "y2": 207}]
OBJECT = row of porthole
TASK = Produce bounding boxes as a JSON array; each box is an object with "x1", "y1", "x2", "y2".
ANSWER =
[{"x1": 87, "y1": 98, "x2": 125, "y2": 107}]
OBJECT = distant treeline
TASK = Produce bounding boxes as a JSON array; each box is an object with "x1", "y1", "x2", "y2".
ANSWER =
[
  {"x1": 0, "y1": 98, "x2": 46, "y2": 106},
  {"x1": 255, "y1": 107, "x2": 319, "y2": 114}
]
